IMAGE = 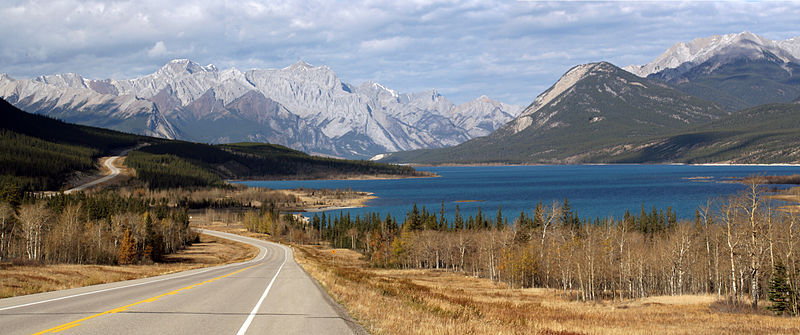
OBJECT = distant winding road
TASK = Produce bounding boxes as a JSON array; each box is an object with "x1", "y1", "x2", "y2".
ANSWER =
[
  {"x1": 64, "y1": 145, "x2": 142, "y2": 194},
  {"x1": 0, "y1": 229, "x2": 365, "y2": 335}
]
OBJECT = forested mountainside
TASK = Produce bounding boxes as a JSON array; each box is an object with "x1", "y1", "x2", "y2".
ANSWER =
[{"x1": 0, "y1": 98, "x2": 425, "y2": 191}]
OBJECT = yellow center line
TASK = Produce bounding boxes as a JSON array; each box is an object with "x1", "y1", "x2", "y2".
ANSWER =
[{"x1": 32, "y1": 263, "x2": 261, "y2": 335}]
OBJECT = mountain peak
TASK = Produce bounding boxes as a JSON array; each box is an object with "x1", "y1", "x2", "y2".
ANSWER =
[
  {"x1": 286, "y1": 60, "x2": 314, "y2": 70},
  {"x1": 624, "y1": 31, "x2": 800, "y2": 78},
  {"x1": 160, "y1": 59, "x2": 217, "y2": 76},
  {"x1": 0, "y1": 73, "x2": 14, "y2": 85}
]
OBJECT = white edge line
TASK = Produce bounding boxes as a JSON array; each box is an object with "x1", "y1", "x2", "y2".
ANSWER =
[
  {"x1": 0, "y1": 229, "x2": 267, "y2": 312},
  {"x1": 236, "y1": 244, "x2": 289, "y2": 335}
]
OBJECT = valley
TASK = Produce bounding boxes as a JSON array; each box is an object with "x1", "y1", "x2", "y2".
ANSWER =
[
  {"x1": 3, "y1": 25, "x2": 800, "y2": 335},
  {"x1": 380, "y1": 32, "x2": 800, "y2": 165}
]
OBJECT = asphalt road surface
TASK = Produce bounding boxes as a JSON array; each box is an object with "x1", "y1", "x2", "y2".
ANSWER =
[
  {"x1": 63, "y1": 155, "x2": 122, "y2": 194},
  {"x1": 0, "y1": 229, "x2": 366, "y2": 335}
]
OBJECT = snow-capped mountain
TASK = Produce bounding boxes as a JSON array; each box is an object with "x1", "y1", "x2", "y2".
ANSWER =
[
  {"x1": 0, "y1": 72, "x2": 180, "y2": 139},
  {"x1": 624, "y1": 31, "x2": 800, "y2": 78},
  {"x1": 0, "y1": 59, "x2": 521, "y2": 158},
  {"x1": 378, "y1": 62, "x2": 727, "y2": 165},
  {"x1": 624, "y1": 31, "x2": 800, "y2": 111}
]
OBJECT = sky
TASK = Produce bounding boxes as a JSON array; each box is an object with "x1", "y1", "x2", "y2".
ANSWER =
[{"x1": 2, "y1": 1, "x2": 800, "y2": 105}]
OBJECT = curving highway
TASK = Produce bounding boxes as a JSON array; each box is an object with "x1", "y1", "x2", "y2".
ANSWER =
[
  {"x1": 0, "y1": 230, "x2": 365, "y2": 335},
  {"x1": 63, "y1": 155, "x2": 122, "y2": 194}
]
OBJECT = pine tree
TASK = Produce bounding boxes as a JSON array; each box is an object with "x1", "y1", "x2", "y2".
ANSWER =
[
  {"x1": 767, "y1": 261, "x2": 794, "y2": 315},
  {"x1": 561, "y1": 198, "x2": 572, "y2": 226},
  {"x1": 408, "y1": 203, "x2": 423, "y2": 230},
  {"x1": 439, "y1": 201, "x2": 447, "y2": 230},
  {"x1": 496, "y1": 205, "x2": 503, "y2": 230},
  {"x1": 454, "y1": 205, "x2": 463, "y2": 230},
  {"x1": 533, "y1": 201, "x2": 544, "y2": 229}
]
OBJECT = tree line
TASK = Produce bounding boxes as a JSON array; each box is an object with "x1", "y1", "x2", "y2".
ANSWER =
[
  {"x1": 0, "y1": 186, "x2": 195, "y2": 265},
  {"x1": 247, "y1": 182, "x2": 800, "y2": 314}
]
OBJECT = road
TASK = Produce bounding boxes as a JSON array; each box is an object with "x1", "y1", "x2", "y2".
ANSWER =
[
  {"x1": 63, "y1": 155, "x2": 122, "y2": 194},
  {"x1": 0, "y1": 230, "x2": 365, "y2": 335}
]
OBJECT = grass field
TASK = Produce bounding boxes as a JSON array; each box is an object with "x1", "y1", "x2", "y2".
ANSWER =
[{"x1": 293, "y1": 244, "x2": 800, "y2": 335}]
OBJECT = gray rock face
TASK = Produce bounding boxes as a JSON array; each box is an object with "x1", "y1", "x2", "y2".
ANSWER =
[
  {"x1": 1, "y1": 60, "x2": 520, "y2": 158},
  {"x1": 623, "y1": 31, "x2": 800, "y2": 78},
  {"x1": 623, "y1": 32, "x2": 800, "y2": 111}
]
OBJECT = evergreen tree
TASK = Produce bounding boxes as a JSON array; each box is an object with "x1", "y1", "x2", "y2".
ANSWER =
[
  {"x1": 533, "y1": 201, "x2": 544, "y2": 229},
  {"x1": 408, "y1": 203, "x2": 423, "y2": 231},
  {"x1": 454, "y1": 205, "x2": 463, "y2": 230},
  {"x1": 561, "y1": 198, "x2": 572, "y2": 226},
  {"x1": 496, "y1": 205, "x2": 503, "y2": 230},
  {"x1": 767, "y1": 261, "x2": 794, "y2": 315},
  {"x1": 439, "y1": 201, "x2": 447, "y2": 230}
]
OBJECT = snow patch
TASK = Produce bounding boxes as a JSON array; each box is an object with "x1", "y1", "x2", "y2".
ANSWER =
[
  {"x1": 624, "y1": 31, "x2": 800, "y2": 77},
  {"x1": 369, "y1": 153, "x2": 387, "y2": 161}
]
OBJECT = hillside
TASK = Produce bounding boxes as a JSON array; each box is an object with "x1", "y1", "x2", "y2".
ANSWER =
[
  {"x1": 382, "y1": 100, "x2": 800, "y2": 165},
  {"x1": 615, "y1": 102, "x2": 800, "y2": 163},
  {"x1": 0, "y1": 98, "x2": 425, "y2": 191},
  {"x1": 0, "y1": 98, "x2": 144, "y2": 190},
  {"x1": 127, "y1": 141, "x2": 426, "y2": 189},
  {"x1": 379, "y1": 62, "x2": 727, "y2": 164},
  {"x1": 654, "y1": 52, "x2": 800, "y2": 112}
]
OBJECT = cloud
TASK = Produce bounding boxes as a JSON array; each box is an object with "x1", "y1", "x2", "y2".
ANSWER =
[
  {"x1": 1, "y1": 1, "x2": 800, "y2": 105},
  {"x1": 147, "y1": 41, "x2": 169, "y2": 58},
  {"x1": 359, "y1": 37, "x2": 413, "y2": 54}
]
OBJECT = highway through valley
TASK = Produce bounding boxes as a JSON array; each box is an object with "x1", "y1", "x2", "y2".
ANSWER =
[
  {"x1": 0, "y1": 229, "x2": 365, "y2": 335},
  {"x1": 64, "y1": 152, "x2": 124, "y2": 194}
]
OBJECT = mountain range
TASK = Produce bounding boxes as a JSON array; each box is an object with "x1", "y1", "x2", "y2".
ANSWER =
[
  {"x1": 0, "y1": 60, "x2": 521, "y2": 159},
  {"x1": 4, "y1": 31, "x2": 799, "y2": 166},
  {"x1": 624, "y1": 31, "x2": 800, "y2": 111},
  {"x1": 380, "y1": 31, "x2": 800, "y2": 164},
  {"x1": 0, "y1": 97, "x2": 424, "y2": 191}
]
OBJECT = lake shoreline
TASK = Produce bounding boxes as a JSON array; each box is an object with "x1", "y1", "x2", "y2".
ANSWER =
[
  {"x1": 236, "y1": 165, "x2": 800, "y2": 221},
  {"x1": 277, "y1": 189, "x2": 378, "y2": 213},
  {"x1": 404, "y1": 162, "x2": 800, "y2": 167},
  {"x1": 226, "y1": 172, "x2": 438, "y2": 183}
]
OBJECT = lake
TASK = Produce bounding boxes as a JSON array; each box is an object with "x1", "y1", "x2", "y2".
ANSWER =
[{"x1": 236, "y1": 165, "x2": 800, "y2": 222}]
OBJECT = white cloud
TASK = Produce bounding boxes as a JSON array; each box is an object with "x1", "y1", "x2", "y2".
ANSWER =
[
  {"x1": 147, "y1": 41, "x2": 169, "y2": 58},
  {"x1": 1, "y1": 1, "x2": 800, "y2": 105},
  {"x1": 359, "y1": 37, "x2": 413, "y2": 54}
]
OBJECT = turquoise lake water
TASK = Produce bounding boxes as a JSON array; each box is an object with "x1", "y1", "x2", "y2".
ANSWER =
[{"x1": 237, "y1": 165, "x2": 800, "y2": 222}]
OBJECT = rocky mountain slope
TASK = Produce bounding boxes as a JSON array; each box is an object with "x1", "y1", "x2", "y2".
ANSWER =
[
  {"x1": 624, "y1": 31, "x2": 800, "y2": 111},
  {"x1": 379, "y1": 62, "x2": 728, "y2": 164},
  {"x1": 0, "y1": 60, "x2": 521, "y2": 159}
]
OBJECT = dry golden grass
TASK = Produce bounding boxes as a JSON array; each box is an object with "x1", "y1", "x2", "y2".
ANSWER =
[
  {"x1": 292, "y1": 244, "x2": 800, "y2": 335},
  {"x1": 194, "y1": 219, "x2": 268, "y2": 240},
  {"x1": 0, "y1": 233, "x2": 257, "y2": 298},
  {"x1": 281, "y1": 188, "x2": 377, "y2": 211},
  {"x1": 768, "y1": 193, "x2": 800, "y2": 213}
]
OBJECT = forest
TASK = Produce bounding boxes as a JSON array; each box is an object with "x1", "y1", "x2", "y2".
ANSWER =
[
  {"x1": 0, "y1": 99, "x2": 142, "y2": 192},
  {"x1": 0, "y1": 186, "x2": 196, "y2": 265},
  {"x1": 1, "y1": 98, "x2": 429, "y2": 192},
  {"x1": 129, "y1": 141, "x2": 429, "y2": 189},
  {"x1": 242, "y1": 181, "x2": 800, "y2": 315},
  {"x1": 0, "y1": 184, "x2": 317, "y2": 266}
]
